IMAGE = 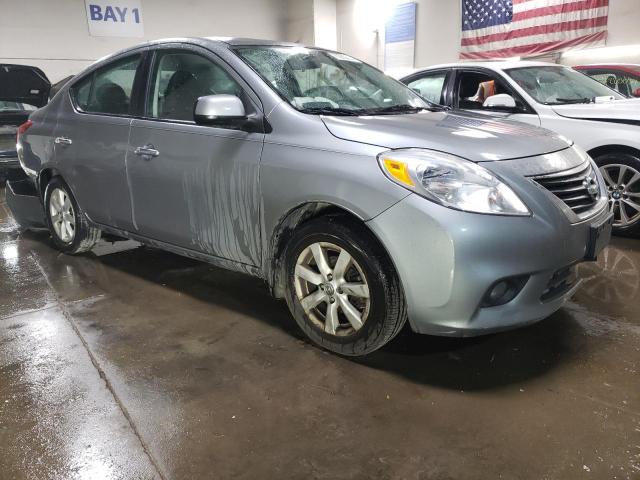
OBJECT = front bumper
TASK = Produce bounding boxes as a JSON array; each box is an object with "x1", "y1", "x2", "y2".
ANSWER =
[{"x1": 366, "y1": 191, "x2": 611, "y2": 337}]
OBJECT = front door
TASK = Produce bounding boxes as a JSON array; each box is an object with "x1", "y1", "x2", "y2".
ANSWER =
[
  {"x1": 453, "y1": 69, "x2": 541, "y2": 127},
  {"x1": 126, "y1": 46, "x2": 264, "y2": 267}
]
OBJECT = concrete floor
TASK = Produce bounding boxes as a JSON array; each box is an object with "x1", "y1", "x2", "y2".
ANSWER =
[{"x1": 1, "y1": 187, "x2": 639, "y2": 480}]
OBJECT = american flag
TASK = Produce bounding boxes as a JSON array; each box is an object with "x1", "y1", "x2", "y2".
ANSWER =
[{"x1": 460, "y1": 0, "x2": 609, "y2": 59}]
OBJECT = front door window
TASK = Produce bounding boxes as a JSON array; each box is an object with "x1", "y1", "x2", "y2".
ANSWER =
[
  {"x1": 455, "y1": 70, "x2": 522, "y2": 111},
  {"x1": 148, "y1": 51, "x2": 242, "y2": 121}
]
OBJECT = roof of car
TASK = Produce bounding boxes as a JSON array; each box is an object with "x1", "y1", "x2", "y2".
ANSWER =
[
  {"x1": 143, "y1": 36, "x2": 305, "y2": 48},
  {"x1": 407, "y1": 60, "x2": 566, "y2": 76},
  {"x1": 205, "y1": 37, "x2": 304, "y2": 47},
  {"x1": 574, "y1": 63, "x2": 640, "y2": 68}
]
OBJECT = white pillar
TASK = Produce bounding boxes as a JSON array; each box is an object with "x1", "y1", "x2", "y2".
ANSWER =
[{"x1": 313, "y1": 0, "x2": 337, "y2": 50}]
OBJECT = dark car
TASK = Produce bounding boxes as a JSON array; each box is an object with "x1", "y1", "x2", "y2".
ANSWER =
[
  {"x1": 574, "y1": 64, "x2": 640, "y2": 98},
  {"x1": 0, "y1": 64, "x2": 51, "y2": 181}
]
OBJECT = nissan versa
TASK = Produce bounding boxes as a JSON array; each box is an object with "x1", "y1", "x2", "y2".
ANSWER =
[{"x1": 7, "y1": 38, "x2": 613, "y2": 355}]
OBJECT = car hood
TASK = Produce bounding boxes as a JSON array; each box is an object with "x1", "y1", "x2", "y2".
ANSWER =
[
  {"x1": 321, "y1": 110, "x2": 571, "y2": 162},
  {"x1": 551, "y1": 97, "x2": 640, "y2": 122},
  {"x1": 0, "y1": 64, "x2": 51, "y2": 108}
]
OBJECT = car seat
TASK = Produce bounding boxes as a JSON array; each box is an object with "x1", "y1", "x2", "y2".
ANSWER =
[
  {"x1": 163, "y1": 70, "x2": 204, "y2": 120},
  {"x1": 94, "y1": 82, "x2": 128, "y2": 115}
]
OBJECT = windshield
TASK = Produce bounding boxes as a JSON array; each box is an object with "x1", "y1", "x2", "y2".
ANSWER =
[
  {"x1": 505, "y1": 66, "x2": 624, "y2": 105},
  {"x1": 233, "y1": 46, "x2": 429, "y2": 115}
]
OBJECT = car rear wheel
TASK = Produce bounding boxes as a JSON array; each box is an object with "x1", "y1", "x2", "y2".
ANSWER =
[
  {"x1": 594, "y1": 152, "x2": 640, "y2": 236},
  {"x1": 284, "y1": 215, "x2": 407, "y2": 356},
  {"x1": 44, "y1": 177, "x2": 100, "y2": 254}
]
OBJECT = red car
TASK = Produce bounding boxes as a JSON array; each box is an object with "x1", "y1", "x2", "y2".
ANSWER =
[{"x1": 574, "y1": 64, "x2": 640, "y2": 98}]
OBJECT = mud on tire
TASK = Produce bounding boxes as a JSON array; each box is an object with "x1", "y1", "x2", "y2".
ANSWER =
[{"x1": 284, "y1": 215, "x2": 407, "y2": 356}]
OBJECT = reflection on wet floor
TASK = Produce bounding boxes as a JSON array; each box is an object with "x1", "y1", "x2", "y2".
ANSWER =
[
  {"x1": 577, "y1": 241, "x2": 640, "y2": 322},
  {"x1": 1, "y1": 187, "x2": 639, "y2": 480}
]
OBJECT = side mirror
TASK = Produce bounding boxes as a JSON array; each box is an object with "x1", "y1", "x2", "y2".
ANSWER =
[
  {"x1": 194, "y1": 94, "x2": 246, "y2": 125},
  {"x1": 483, "y1": 93, "x2": 517, "y2": 109},
  {"x1": 633, "y1": 88, "x2": 640, "y2": 98}
]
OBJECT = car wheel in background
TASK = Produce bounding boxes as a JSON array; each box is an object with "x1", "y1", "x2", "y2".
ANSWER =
[
  {"x1": 594, "y1": 152, "x2": 640, "y2": 237},
  {"x1": 44, "y1": 176, "x2": 100, "y2": 254},
  {"x1": 284, "y1": 215, "x2": 407, "y2": 356}
]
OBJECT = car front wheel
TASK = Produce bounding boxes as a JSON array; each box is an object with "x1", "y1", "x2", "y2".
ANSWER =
[
  {"x1": 595, "y1": 152, "x2": 640, "y2": 236},
  {"x1": 284, "y1": 216, "x2": 407, "y2": 356},
  {"x1": 44, "y1": 177, "x2": 101, "y2": 254}
]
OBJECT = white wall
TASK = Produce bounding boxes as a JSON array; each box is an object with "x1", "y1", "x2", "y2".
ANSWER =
[
  {"x1": 559, "y1": 0, "x2": 640, "y2": 65},
  {"x1": 606, "y1": 0, "x2": 640, "y2": 48},
  {"x1": 3, "y1": 0, "x2": 638, "y2": 83},
  {"x1": 0, "y1": 0, "x2": 287, "y2": 82},
  {"x1": 313, "y1": 0, "x2": 337, "y2": 50},
  {"x1": 285, "y1": 0, "x2": 315, "y2": 45},
  {"x1": 413, "y1": 0, "x2": 459, "y2": 68},
  {"x1": 336, "y1": 0, "x2": 381, "y2": 66},
  {"x1": 336, "y1": 0, "x2": 459, "y2": 69}
]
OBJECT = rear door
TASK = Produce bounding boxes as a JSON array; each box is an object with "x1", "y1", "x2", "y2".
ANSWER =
[
  {"x1": 452, "y1": 68, "x2": 541, "y2": 126},
  {"x1": 54, "y1": 52, "x2": 146, "y2": 231},
  {"x1": 125, "y1": 45, "x2": 264, "y2": 266}
]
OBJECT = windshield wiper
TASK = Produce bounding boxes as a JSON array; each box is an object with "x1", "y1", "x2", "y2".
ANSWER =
[
  {"x1": 300, "y1": 107, "x2": 363, "y2": 116},
  {"x1": 552, "y1": 97, "x2": 593, "y2": 105},
  {"x1": 300, "y1": 104, "x2": 435, "y2": 116},
  {"x1": 360, "y1": 104, "x2": 429, "y2": 115}
]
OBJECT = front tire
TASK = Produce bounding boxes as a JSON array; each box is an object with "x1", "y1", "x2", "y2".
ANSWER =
[
  {"x1": 594, "y1": 152, "x2": 640, "y2": 236},
  {"x1": 44, "y1": 177, "x2": 100, "y2": 254},
  {"x1": 284, "y1": 216, "x2": 407, "y2": 356}
]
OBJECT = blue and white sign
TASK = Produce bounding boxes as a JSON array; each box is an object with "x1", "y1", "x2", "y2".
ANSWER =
[
  {"x1": 384, "y1": 2, "x2": 416, "y2": 73},
  {"x1": 85, "y1": 0, "x2": 144, "y2": 38}
]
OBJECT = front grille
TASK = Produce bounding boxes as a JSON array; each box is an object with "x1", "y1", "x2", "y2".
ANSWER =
[{"x1": 531, "y1": 162, "x2": 600, "y2": 215}]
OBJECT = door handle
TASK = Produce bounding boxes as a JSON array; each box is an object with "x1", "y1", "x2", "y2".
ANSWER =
[
  {"x1": 134, "y1": 144, "x2": 160, "y2": 158},
  {"x1": 54, "y1": 136, "x2": 72, "y2": 146}
]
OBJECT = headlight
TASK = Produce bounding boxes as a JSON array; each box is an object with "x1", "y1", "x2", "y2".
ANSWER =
[{"x1": 378, "y1": 148, "x2": 530, "y2": 216}]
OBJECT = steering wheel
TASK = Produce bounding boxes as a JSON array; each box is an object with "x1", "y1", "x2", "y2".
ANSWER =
[{"x1": 302, "y1": 86, "x2": 347, "y2": 102}]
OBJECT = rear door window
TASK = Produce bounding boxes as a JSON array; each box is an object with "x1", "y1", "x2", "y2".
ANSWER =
[
  {"x1": 71, "y1": 54, "x2": 142, "y2": 115},
  {"x1": 406, "y1": 72, "x2": 447, "y2": 104}
]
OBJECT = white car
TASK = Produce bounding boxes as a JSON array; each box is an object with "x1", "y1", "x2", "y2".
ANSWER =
[{"x1": 401, "y1": 61, "x2": 640, "y2": 235}]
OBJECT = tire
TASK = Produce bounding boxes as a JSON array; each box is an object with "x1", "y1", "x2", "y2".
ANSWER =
[
  {"x1": 44, "y1": 176, "x2": 100, "y2": 254},
  {"x1": 594, "y1": 152, "x2": 640, "y2": 237},
  {"x1": 284, "y1": 215, "x2": 407, "y2": 356}
]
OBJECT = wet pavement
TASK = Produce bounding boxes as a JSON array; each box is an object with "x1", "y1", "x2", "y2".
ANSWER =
[{"x1": 0, "y1": 186, "x2": 638, "y2": 480}]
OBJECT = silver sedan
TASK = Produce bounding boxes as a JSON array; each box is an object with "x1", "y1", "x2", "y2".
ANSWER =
[{"x1": 11, "y1": 38, "x2": 612, "y2": 355}]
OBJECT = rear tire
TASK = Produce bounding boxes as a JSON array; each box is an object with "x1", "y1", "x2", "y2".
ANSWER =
[
  {"x1": 284, "y1": 215, "x2": 407, "y2": 356},
  {"x1": 44, "y1": 177, "x2": 100, "y2": 254},
  {"x1": 594, "y1": 152, "x2": 640, "y2": 237}
]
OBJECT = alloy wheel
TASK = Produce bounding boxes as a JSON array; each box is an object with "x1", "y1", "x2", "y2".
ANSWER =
[
  {"x1": 600, "y1": 164, "x2": 640, "y2": 227},
  {"x1": 293, "y1": 241, "x2": 370, "y2": 336},
  {"x1": 49, "y1": 188, "x2": 76, "y2": 243}
]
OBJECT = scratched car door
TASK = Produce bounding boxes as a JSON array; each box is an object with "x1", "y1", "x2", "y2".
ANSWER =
[{"x1": 125, "y1": 45, "x2": 264, "y2": 266}]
